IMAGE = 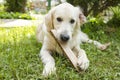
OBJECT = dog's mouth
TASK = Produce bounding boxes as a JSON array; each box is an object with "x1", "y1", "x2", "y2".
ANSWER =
[
  {"x1": 51, "y1": 30, "x2": 71, "y2": 44},
  {"x1": 60, "y1": 33, "x2": 70, "y2": 42}
]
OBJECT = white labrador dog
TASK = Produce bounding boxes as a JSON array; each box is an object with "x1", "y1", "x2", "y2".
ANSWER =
[{"x1": 36, "y1": 3, "x2": 110, "y2": 76}]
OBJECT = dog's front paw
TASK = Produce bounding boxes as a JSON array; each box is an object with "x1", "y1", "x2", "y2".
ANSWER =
[
  {"x1": 77, "y1": 55, "x2": 89, "y2": 71},
  {"x1": 42, "y1": 63, "x2": 56, "y2": 77}
]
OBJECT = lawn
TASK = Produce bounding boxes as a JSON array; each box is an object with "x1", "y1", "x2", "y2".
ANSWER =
[{"x1": 0, "y1": 25, "x2": 120, "y2": 80}]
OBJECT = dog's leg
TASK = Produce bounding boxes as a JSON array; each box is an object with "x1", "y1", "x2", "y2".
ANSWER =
[
  {"x1": 40, "y1": 46, "x2": 56, "y2": 77},
  {"x1": 87, "y1": 39, "x2": 110, "y2": 50},
  {"x1": 72, "y1": 46, "x2": 89, "y2": 71},
  {"x1": 80, "y1": 31, "x2": 110, "y2": 50}
]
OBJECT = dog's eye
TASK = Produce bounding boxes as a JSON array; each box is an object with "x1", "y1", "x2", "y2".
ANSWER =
[
  {"x1": 57, "y1": 17, "x2": 63, "y2": 22},
  {"x1": 70, "y1": 19, "x2": 75, "y2": 24}
]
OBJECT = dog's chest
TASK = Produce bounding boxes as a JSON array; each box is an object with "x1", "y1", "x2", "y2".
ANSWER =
[
  {"x1": 55, "y1": 43, "x2": 64, "y2": 55},
  {"x1": 54, "y1": 39, "x2": 78, "y2": 55}
]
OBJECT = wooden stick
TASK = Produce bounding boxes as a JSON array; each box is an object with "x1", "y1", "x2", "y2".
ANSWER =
[{"x1": 50, "y1": 30, "x2": 80, "y2": 72}]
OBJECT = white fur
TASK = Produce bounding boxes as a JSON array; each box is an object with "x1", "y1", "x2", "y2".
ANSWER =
[{"x1": 36, "y1": 3, "x2": 109, "y2": 77}]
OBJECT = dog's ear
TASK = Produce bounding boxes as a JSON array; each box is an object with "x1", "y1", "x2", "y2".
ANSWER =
[
  {"x1": 79, "y1": 13, "x2": 87, "y2": 25},
  {"x1": 75, "y1": 7, "x2": 87, "y2": 26},
  {"x1": 45, "y1": 8, "x2": 55, "y2": 32},
  {"x1": 78, "y1": 7, "x2": 87, "y2": 25}
]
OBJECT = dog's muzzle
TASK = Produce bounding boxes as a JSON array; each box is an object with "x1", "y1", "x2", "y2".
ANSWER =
[{"x1": 60, "y1": 34, "x2": 70, "y2": 42}]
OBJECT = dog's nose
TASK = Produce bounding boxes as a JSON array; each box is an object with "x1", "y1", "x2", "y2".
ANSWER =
[{"x1": 60, "y1": 34, "x2": 70, "y2": 42}]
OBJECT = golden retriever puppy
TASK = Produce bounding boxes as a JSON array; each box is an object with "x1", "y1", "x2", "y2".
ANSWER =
[{"x1": 36, "y1": 2, "x2": 109, "y2": 76}]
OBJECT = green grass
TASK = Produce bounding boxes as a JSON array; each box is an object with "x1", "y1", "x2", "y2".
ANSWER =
[
  {"x1": 0, "y1": 12, "x2": 35, "y2": 20},
  {"x1": 0, "y1": 26, "x2": 120, "y2": 80}
]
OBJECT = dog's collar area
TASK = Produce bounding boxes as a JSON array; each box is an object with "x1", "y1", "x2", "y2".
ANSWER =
[{"x1": 50, "y1": 29, "x2": 81, "y2": 72}]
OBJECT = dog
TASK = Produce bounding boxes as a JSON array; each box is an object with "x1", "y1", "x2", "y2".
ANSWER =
[{"x1": 36, "y1": 3, "x2": 110, "y2": 76}]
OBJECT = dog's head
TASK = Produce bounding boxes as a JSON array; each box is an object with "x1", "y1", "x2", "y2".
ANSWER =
[{"x1": 45, "y1": 3, "x2": 86, "y2": 43}]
